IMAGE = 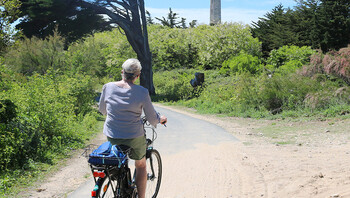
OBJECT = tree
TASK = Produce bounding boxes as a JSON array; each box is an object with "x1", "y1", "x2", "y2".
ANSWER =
[
  {"x1": 189, "y1": 20, "x2": 197, "y2": 28},
  {"x1": 252, "y1": 0, "x2": 350, "y2": 54},
  {"x1": 293, "y1": 0, "x2": 320, "y2": 49},
  {"x1": 80, "y1": 0, "x2": 155, "y2": 94},
  {"x1": 252, "y1": 4, "x2": 298, "y2": 56},
  {"x1": 316, "y1": 0, "x2": 350, "y2": 51},
  {"x1": 146, "y1": 10, "x2": 154, "y2": 25},
  {"x1": 155, "y1": 8, "x2": 181, "y2": 28},
  {"x1": 16, "y1": 0, "x2": 111, "y2": 44},
  {"x1": 0, "y1": 0, "x2": 21, "y2": 54}
]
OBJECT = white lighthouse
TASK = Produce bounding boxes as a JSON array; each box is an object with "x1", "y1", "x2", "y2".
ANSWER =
[{"x1": 210, "y1": 0, "x2": 221, "y2": 25}]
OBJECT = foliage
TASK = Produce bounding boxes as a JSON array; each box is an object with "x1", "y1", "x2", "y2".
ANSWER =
[
  {"x1": 265, "y1": 45, "x2": 316, "y2": 74},
  {"x1": 5, "y1": 32, "x2": 66, "y2": 75},
  {"x1": 301, "y1": 45, "x2": 350, "y2": 85},
  {"x1": 65, "y1": 29, "x2": 134, "y2": 78},
  {"x1": 148, "y1": 25, "x2": 199, "y2": 70},
  {"x1": 193, "y1": 23, "x2": 261, "y2": 69},
  {"x1": 155, "y1": 8, "x2": 186, "y2": 28},
  {"x1": 252, "y1": 4, "x2": 298, "y2": 56},
  {"x1": 220, "y1": 52, "x2": 263, "y2": 75},
  {"x1": 155, "y1": 67, "x2": 349, "y2": 119},
  {"x1": 74, "y1": 24, "x2": 260, "y2": 74},
  {"x1": 0, "y1": 66, "x2": 100, "y2": 194},
  {"x1": 313, "y1": 0, "x2": 350, "y2": 52},
  {"x1": 16, "y1": 0, "x2": 110, "y2": 44},
  {"x1": 153, "y1": 69, "x2": 197, "y2": 101},
  {"x1": 0, "y1": 100, "x2": 17, "y2": 124},
  {"x1": 252, "y1": 1, "x2": 350, "y2": 54},
  {"x1": 0, "y1": 0, "x2": 21, "y2": 54},
  {"x1": 148, "y1": 23, "x2": 261, "y2": 71}
]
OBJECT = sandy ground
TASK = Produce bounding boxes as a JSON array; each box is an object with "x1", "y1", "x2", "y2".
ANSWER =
[{"x1": 20, "y1": 104, "x2": 350, "y2": 198}]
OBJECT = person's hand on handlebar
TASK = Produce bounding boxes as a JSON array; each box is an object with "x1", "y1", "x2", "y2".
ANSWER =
[{"x1": 160, "y1": 115, "x2": 167, "y2": 126}]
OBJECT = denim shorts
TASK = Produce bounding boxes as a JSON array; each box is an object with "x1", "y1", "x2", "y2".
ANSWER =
[{"x1": 107, "y1": 135, "x2": 147, "y2": 160}]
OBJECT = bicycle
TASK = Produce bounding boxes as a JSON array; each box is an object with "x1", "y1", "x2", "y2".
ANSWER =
[{"x1": 86, "y1": 117, "x2": 163, "y2": 198}]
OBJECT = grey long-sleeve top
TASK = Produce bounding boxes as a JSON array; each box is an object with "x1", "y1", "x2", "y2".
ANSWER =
[{"x1": 98, "y1": 82, "x2": 160, "y2": 139}]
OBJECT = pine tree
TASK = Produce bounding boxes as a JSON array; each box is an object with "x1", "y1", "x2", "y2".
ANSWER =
[{"x1": 252, "y1": 4, "x2": 297, "y2": 56}]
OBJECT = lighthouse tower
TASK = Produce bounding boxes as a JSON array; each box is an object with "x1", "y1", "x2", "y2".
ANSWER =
[{"x1": 210, "y1": 0, "x2": 221, "y2": 25}]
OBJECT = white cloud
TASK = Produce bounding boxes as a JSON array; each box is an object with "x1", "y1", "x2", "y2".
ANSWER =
[{"x1": 146, "y1": 7, "x2": 267, "y2": 26}]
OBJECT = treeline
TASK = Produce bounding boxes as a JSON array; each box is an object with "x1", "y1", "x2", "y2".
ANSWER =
[
  {"x1": 252, "y1": 0, "x2": 350, "y2": 55},
  {"x1": 3, "y1": 23, "x2": 349, "y2": 119}
]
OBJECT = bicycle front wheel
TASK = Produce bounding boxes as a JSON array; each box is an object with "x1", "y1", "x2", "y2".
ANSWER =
[{"x1": 145, "y1": 149, "x2": 162, "y2": 198}]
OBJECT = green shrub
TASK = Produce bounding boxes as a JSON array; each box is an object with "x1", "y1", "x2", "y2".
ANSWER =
[
  {"x1": 66, "y1": 29, "x2": 136, "y2": 78},
  {"x1": 192, "y1": 23, "x2": 262, "y2": 69},
  {"x1": 220, "y1": 52, "x2": 263, "y2": 75},
  {"x1": 156, "y1": 68, "x2": 349, "y2": 118},
  {"x1": 5, "y1": 32, "x2": 65, "y2": 75},
  {"x1": 148, "y1": 25, "x2": 198, "y2": 70},
  {"x1": 266, "y1": 45, "x2": 316, "y2": 74},
  {"x1": 153, "y1": 69, "x2": 195, "y2": 101},
  {"x1": 0, "y1": 70, "x2": 98, "y2": 174},
  {"x1": 67, "y1": 24, "x2": 261, "y2": 75}
]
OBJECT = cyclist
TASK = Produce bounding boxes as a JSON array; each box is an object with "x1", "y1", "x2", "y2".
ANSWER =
[{"x1": 98, "y1": 58, "x2": 167, "y2": 198}]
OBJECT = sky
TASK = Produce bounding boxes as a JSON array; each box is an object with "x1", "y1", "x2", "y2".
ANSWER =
[{"x1": 144, "y1": 0, "x2": 298, "y2": 26}]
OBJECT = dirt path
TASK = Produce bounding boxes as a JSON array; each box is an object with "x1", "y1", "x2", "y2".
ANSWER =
[{"x1": 20, "y1": 104, "x2": 350, "y2": 198}]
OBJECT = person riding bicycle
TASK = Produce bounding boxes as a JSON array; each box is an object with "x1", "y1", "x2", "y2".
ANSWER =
[{"x1": 98, "y1": 58, "x2": 167, "y2": 198}]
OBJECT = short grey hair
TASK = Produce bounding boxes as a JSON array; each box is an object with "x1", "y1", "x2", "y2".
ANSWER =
[{"x1": 122, "y1": 58, "x2": 142, "y2": 80}]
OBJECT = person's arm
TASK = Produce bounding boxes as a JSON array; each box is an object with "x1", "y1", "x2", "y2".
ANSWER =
[
  {"x1": 98, "y1": 85, "x2": 107, "y2": 116},
  {"x1": 142, "y1": 91, "x2": 160, "y2": 127}
]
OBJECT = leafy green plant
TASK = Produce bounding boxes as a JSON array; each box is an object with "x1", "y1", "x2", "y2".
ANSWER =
[
  {"x1": 192, "y1": 23, "x2": 261, "y2": 69},
  {"x1": 0, "y1": 69, "x2": 99, "y2": 176},
  {"x1": 66, "y1": 29, "x2": 136, "y2": 78},
  {"x1": 220, "y1": 52, "x2": 263, "y2": 75},
  {"x1": 5, "y1": 32, "x2": 66, "y2": 75},
  {"x1": 153, "y1": 69, "x2": 194, "y2": 101},
  {"x1": 266, "y1": 45, "x2": 316, "y2": 74}
]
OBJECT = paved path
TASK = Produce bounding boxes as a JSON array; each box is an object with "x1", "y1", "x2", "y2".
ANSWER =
[{"x1": 68, "y1": 106, "x2": 238, "y2": 197}]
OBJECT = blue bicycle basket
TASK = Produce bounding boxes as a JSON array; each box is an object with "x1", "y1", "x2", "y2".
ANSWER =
[{"x1": 88, "y1": 142, "x2": 127, "y2": 167}]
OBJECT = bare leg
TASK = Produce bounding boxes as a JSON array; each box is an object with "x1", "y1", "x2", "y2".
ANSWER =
[{"x1": 135, "y1": 157, "x2": 147, "y2": 198}]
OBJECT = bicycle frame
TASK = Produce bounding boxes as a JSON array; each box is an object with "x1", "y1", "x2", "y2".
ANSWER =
[{"x1": 89, "y1": 116, "x2": 161, "y2": 198}]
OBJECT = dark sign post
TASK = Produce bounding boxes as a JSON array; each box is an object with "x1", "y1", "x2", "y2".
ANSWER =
[{"x1": 190, "y1": 72, "x2": 205, "y2": 97}]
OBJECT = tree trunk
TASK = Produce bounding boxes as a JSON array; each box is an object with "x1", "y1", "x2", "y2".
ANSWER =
[
  {"x1": 138, "y1": 55, "x2": 155, "y2": 95},
  {"x1": 81, "y1": 0, "x2": 155, "y2": 94}
]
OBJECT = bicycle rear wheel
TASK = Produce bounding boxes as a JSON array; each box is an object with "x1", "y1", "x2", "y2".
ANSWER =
[
  {"x1": 145, "y1": 149, "x2": 162, "y2": 198},
  {"x1": 96, "y1": 176, "x2": 118, "y2": 198}
]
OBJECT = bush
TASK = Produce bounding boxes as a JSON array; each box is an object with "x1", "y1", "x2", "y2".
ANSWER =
[
  {"x1": 5, "y1": 32, "x2": 66, "y2": 75},
  {"x1": 148, "y1": 25, "x2": 199, "y2": 70},
  {"x1": 220, "y1": 52, "x2": 263, "y2": 75},
  {"x1": 66, "y1": 29, "x2": 136, "y2": 78},
  {"x1": 157, "y1": 68, "x2": 349, "y2": 118},
  {"x1": 191, "y1": 23, "x2": 261, "y2": 70},
  {"x1": 66, "y1": 24, "x2": 261, "y2": 75},
  {"x1": 153, "y1": 69, "x2": 195, "y2": 101},
  {"x1": 302, "y1": 45, "x2": 350, "y2": 85},
  {"x1": 0, "y1": 70, "x2": 98, "y2": 174},
  {"x1": 266, "y1": 45, "x2": 316, "y2": 74}
]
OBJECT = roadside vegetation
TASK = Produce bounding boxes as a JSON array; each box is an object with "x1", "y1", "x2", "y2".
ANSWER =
[{"x1": 0, "y1": 0, "x2": 349, "y2": 196}]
